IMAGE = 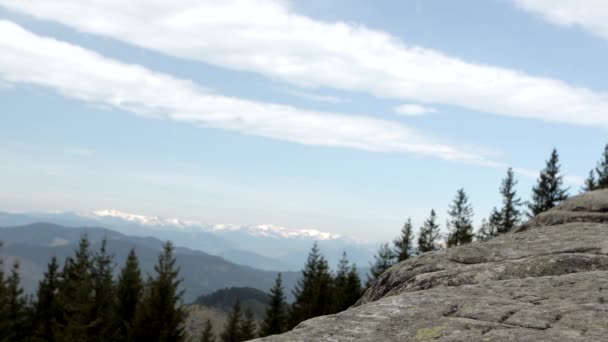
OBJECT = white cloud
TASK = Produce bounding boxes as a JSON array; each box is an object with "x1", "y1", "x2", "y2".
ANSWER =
[
  {"x1": 2, "y1": 0, "x2": 608, "y2": 127},
  {"x1": 0, "y1": 21, "x2": 488, "y2": 164},
  {"x1": 394, "y1": 104, "x2": 437, "y2": 116},
  {"x1": 513, "y1": 0, "x2": 608, "y2": 40},
  {"x1": 284, "y1": 89, "x2": 347, "y2": 104}
]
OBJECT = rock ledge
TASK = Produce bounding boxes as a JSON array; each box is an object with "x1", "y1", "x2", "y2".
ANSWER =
[{"x1": 255, "y1": 190, "x2": 608, "y2": 341}]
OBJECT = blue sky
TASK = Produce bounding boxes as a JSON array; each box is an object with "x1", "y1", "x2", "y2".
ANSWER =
[{"x1": 1, "y1": 0, "x2": 607, "y2": 242}]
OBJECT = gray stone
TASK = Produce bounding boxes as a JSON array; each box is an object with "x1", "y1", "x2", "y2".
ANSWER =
[{"x1": 254, "y1": 190, "x2": 608, "y2": 341}]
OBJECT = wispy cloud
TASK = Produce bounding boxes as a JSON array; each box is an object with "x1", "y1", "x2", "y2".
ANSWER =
[
  {"x1": 284, "y1": 89, "x2": 348, "y2": 104},
  {"x1": 394, "y1": 104, "x2": 437, "y2": 116},
  {"x1": 2, "y1": 0, "x2": 608, "y2": 127},
  {"x1": 0, "y1": 21, "x2": 489, "y2": 164},
  {"x1": 513, "y1": 0, "x2": 608, "y2": 41}
]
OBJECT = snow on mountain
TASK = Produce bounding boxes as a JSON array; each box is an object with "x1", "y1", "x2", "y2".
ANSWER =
[{"x1": 90, "y1": 209, "x2": 342, "y2": 241}]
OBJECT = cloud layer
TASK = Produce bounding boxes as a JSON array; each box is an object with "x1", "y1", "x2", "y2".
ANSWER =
[
  {"x1": 394, "y1": 104, "x2": 437, "y2": 116},
  {"x1": 0, "y1": 21, "x2": 487, "y2": 163},
  {"x1": 514, "y1": 0, "x2": 608, "y2": 41},
  {"x1": 2, "y1": 0, "x2": 607, "y2": 126}
]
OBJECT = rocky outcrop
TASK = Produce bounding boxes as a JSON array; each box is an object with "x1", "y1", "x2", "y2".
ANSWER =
[{"x1": 255, "y1": 190, "x2": 608, "y2": 341}]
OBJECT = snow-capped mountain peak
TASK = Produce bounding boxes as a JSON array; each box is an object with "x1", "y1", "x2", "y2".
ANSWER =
[{"x1": 89, "y1": 209, "x2": 342, "y2": 240}]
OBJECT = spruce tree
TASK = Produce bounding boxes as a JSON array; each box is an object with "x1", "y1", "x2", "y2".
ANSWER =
[
  {"x1": 90, "y1": 239, "x2": 117, "y2": 342},
  {"x1": 116, "y1": 248, "x2": 143, "y2": 341},
  {"x1": 4, "y1": 262, "x2": 30, "y2": 342},
  {"x1": 528, "y1": 149, "x2": 569, "y2": 216},
  {"x1": 417, "y1": 210, "x2": 441, "y2": 254},
  {"x1": 498, "y1": 168, "x2": 522, "y2": 234},
  {"x1": 239, "y1": 309, "x2": 257, "y2": 340},
  {"x1": 331, "y1": 252, "x2": 361, "y2": 312},
  {"x1": 476, "y1": 208, "x2": 502, "y2": 242},
  {"x1": 259, "y1": 274, "x2": 287, "y2": 337},
  {"x1": 366, "y1": 243, "x2": 395, "y2": 288},
  {"x1": 344, "y1": 265, "x2": 362, "y2": 308},
  {"x1": 446, "y1": 188, "x2": 474, "y2": 247},
  {"x1": 288, "y1": 243, "x2": 333, "y2": 328},
  {"x1": 200, "y1": 319, "x2": 215, "y2": 342},
  {"x1": 32, "y1": 256, "x2": 61, "y2": 342},
  {"x1": 56, "y1": 235, "x2": 95, "y2": 342},
  {"x1": 393, "y1": 218, "x2": 414, "y2": 262},
  {"x1": 133, "y1": 241, "x2": 185, "y2": 342},
  {"x1": 220, "y1": 299, "x2": 242, "y2": 342},
  {"x1": 596, "y1": 143, "x2": 608, "y2": 189},
  {"x1": 582, "y1": 169, "x2": 597, "y2": 193}
]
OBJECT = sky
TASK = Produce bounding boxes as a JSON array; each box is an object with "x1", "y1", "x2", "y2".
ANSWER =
[{"x1": 0, "y1": 0, "x2": 607, "y2": 242}]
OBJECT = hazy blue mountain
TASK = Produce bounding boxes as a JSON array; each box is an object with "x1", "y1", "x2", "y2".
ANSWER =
[
  {"x1": 0, "y1": 211, "x2": 376, "y2": 272},
  {"x1": 0, "y1": 223, "x2": 299, "y2": 302}
]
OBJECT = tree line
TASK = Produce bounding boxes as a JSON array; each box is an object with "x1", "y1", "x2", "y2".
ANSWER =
[
  {"x1": 366, "y1": 145, "x2": 608, "y2": 287},
  {"x1": 0, "y1": 238, "x2": 185, "y2": 342},
  {"x1": 212, "y1": 244, "x2": 363, "y2": 341}
]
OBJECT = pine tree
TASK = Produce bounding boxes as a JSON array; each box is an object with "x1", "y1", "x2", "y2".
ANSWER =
[
  {"x1": 476, "y1": 208, "x2": 502, "y2": 242},
  {"x1": 582, "y1": 169, "x2": 597, "y2": 193},
  {"x1": 344, "y1": 264, "x2": 362, "y2": 308},
  {"x1": 56, "y1": 235, "x2": 95, "y2": 342},
  {"x1": 220, "y1": 299, "x2": 242, "y2": 342},
  {"x1": 288, "y1": 243, "x2": 333, "y2": 328},
  {"x1": 498, "y1": 168, "x2": 522, "y2": 234},
  {"x1": 596, "y1": 143, "x2": 608, "y2": 189},
  {"x1": 32, "y1": 256, "x2": 61, "y2": 342},
  {"x1": 366, "y1": 243, "x2": 395, "y2": 288},
  {"x1": 393, "y1": 218, "x2": 414, "y2": 262},
  {"x1": 200, "y1": 319, "x2": 215, "y2": 342},
  {"x1": 133, "y1": 241, "x2": 185, "y2": 342},
  {"x1": 446, "y1": 188, "x2": 474, "y2": 247},
  {"x1": 90, "y1": 239, "x2": 117, "y2": 342},
  {"x1": 116, "y1": 248, "x2": 143, "y2": 341},
  {"x1": 528, "y1": 149, "x2": 569, "y2": 216},
  {"x1": 417, "y1": 210, "x2": 441, "y2": 254},
  {"x1": 239, "y1": 309, "x2": 257, "y2": 340},
  {"x1": 259, "y1": 274, "x2": 287, "y2": 337},
  {"x1": 4, "y1": 262, "x2": 30, "y2": 342},
  {"x1": 331, "y1": 252, "x2": 361, "y2": 312}
]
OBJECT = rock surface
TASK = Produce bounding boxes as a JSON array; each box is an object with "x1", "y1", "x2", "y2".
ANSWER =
[{"x1": 254, "y1": 190, "x2": 608, "y2": 341}]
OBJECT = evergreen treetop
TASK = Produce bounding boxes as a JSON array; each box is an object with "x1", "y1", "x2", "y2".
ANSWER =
[
  {"x1": 239, "y1": 309, "x2": 257, "y2": 340},
  {"x1": 288, "y1": 242, "x2": 333, "y2": 328},
  {"x1": 393, "y1": 218, "x2": 414, "y2": 262},
  {"x1": 220, "y1": 299, "x2": 242, "y2": 342},
  {"x1": 116, "y1": 248, "x2": 143, "y2": 341},
  {"x1": 528, "y1": 149, "x2": 569, "y2": 216},
  {"x1": 417, "y1": 209, "x2": 441, "y2": 254},
  {"x1": 498, "y1": 168, "x2": 522, "y2": 234},
  {"x1": 596, "y1": 143, "x2": 608, "y2": 189},
  {"x1": 366, "y1": 243, "x2": 395, "y2": 288},
  {"x1": 133, "y1": 241, "x2": 185, "y2": 342},
  {"x1": 446, "y1": 188, "x2": 474, "y2": 247},
  {"x1": 260, "y1": 273, "x2": 287, "y2": 337},
  {"x1": 582, "y1": 169, "x2": 597, "y2": 193}
]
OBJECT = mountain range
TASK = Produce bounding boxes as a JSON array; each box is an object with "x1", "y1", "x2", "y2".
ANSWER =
[
  {"x1": 0, "y1": 210, "x2": 376, "y2": 273},
  {"x1": 0, "y1": 222, "x2": 300, "y2": 302}
]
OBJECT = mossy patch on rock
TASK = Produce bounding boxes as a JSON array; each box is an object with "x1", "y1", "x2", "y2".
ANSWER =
[{"x1": 415, "y1": 326, "x2": 445, "y2": 340}]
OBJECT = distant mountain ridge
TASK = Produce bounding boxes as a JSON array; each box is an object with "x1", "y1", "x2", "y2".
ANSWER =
[
  {"x1": 92, "y1": 209, "x2": 342, "y2": 240},
  {"x1": 0, "y1": 222, "x2": 299, "y2": 302},
  {"x1": 0, "y1": 211, "x2": 376, "y2": 272}
]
